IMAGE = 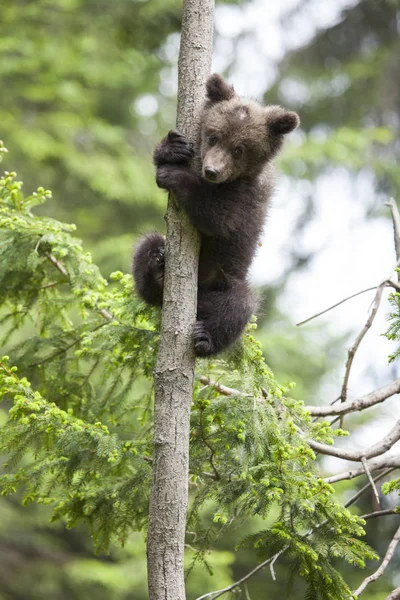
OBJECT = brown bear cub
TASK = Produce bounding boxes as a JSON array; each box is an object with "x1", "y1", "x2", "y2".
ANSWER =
[{"x1": 133, "y1": 74, "x2": 299, "y2": 357}]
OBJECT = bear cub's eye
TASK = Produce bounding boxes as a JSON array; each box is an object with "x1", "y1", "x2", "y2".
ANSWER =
[
  {"x1": 208, "y1": 134, "x2": 218, "y2": 146},
  {"x1": 234, "y1": 145, "x2": 244, "y2": 157}
]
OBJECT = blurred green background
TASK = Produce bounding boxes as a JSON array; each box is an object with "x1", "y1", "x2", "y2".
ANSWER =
[{"x1": 1, "y1": 0, "x2": 399, "y2": 597}]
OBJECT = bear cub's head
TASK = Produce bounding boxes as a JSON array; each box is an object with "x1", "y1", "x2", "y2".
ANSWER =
[{"x1": 200, "y1": 74, "x2": 299, "y2": 184}]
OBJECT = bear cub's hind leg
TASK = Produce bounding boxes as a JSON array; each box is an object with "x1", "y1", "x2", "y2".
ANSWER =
[
  {"x1": 195, "y1": 281, "x2": 257, "y2": 357},
  {"x1": 133, "y1": 232, "x2": 165, "y2": 306}
]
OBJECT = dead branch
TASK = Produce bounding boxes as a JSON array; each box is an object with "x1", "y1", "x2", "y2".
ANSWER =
[
  {"x1": 305, "y1": 378, "x2": 400, "y2": 417},
  {"x1": 353, "y1": 524, "x2": 400, "y2": 597},
  {"x1": 199, "y1": 376, "x2": 252, "y2": 398},
  {"x1": 361, "y1": 509, "x2": 398, "y2": 521},
  {"x1": 385, "y1": 586, "x2": 400, "y2": 600},
  {"x1": 309, "y1": 420, "x2": 400, "y2": 462},
  {"x1": 385, "y1": 198, "x2": 400, "y2": 273},
  {"x1": 324, "y1": 455, "x2": 400, "y2": 484},
  {"x1": 344, "y1": 469, "x2": 395, "y2": 508},
  {"x1": 194, "y1": 546, "x2": 289, "y2": 600},
  {"x1": 361, "y1": 456, "x2": 380, "y2": 506},
  {"x1": 340, "y1": 281, "x2": 387, "y2": 405}
]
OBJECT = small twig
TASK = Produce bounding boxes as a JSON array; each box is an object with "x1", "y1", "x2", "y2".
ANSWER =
[
  {"x1": 269, "y1": 548, "x2": 285, "y2": 581},
  {"x1": 353, "y1": 524, "x2": 400, "y2": 597},
  {"x1": 385, "y1": 198, "x2": 400, "y2": 277},
  {"x1": 361, "y1": 508, "x2": 398, "y2": 521},
  {"x1": 244, "y1": 583, "x2": 252, "y2": 600},
  {"x1": 340, "y1": 281, "x2": 387, "y2": 407},
  {"x1": 361, "y1": 457, "x2": 380, "y2": 506},
  {"x1": 194, "y1": 546, "x2": 289, "y2": 600},
  {"x1": 296, "y1": 286, "x2": 378, "y2": 327},
  {"x1": 344, "y1": 469, "x2": 395, "y2": 508},
  {"x1": 40, "y1": 281, "x2": 60, "y2": 290},
  {"x1": 46, "y1": 253, "x2": 69, "y2": 278}
]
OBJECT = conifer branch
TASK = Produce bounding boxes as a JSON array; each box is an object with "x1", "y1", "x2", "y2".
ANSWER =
[{"x1": 353, "y1": 524, "x2": 400, "y2": 597}]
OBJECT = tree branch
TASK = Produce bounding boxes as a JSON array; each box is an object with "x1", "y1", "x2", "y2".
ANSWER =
[
  {"x1": 324, "y1": 455, "x2": 400, "y2": 484},
  {"x1": 385, "y1": 586, "x2": 400, "y2": 600},
  {"x1": 199, "y1": 376, "x2": 252, "y2": 398},
  {"x1": 305, "y1": 378, "x2": 400, "y2": 417},
  {"x1": 308, "y1": 420, "x2": 400, "y2": 462},
  {"x1": 361, "y1": 509, "x2": 398, "y2": 521},
  {"x1": 353, "y1": 524, "x2": 400, "y2": 597},
  {"x1": 385, "y1": 198, "x2": 400, "y2": 274},
  {"x1": 194, "y1": 547, "x2": 289, "y2": 600}
]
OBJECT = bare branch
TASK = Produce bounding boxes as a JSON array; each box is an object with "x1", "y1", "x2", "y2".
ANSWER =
[
  {"x1": 296, "y1": 286, "x2": 378, "y2": 327},
  {"x1": 353, "y1": 524, "x2": 400, "y2": 597},
  {"x1": 340, "y1": 281, "x2": 387, "y2": 405},
  {"x1": 305, "y1": 378, "x2": 400, "y2": 417},
  {"x1": 324, "y1": 455, "x2": 400, "y2": 484},
  {"x1": 309, "y1": 420, "x2": 400, "y2": 462},
  {"x1": 361, "y1": 509, "x2": 398, "y2": 521},
  {"x1": 344, "y1": 469, "x2": 395, "y2": 508},
  {"x1": 385, "y1": 198, "x2": 400, "y2": 272},
  {"x1": 199, "y1": 376, "x2": 252, "y2": 398},
  {"x1": 194, "y1": 546, "x2": 289, "y2": 600},
  {"x1": 385, "y1": 586, "x2": 400, "y2": 600},
  {"x1": 361, "y1": 457, "x2": 380, "y2": 506}
]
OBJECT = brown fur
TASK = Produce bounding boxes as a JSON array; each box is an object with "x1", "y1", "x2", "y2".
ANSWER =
[{"x1": 133, "y1": 74, "x2": 299, "y2": 356}]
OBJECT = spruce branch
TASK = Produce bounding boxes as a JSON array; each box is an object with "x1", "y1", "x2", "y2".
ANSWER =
[{"x1": 353, "y1": 524, "x2": 400, "y2": 597}]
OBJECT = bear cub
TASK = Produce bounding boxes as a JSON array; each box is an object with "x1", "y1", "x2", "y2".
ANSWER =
[{"x1": 133, "y1": 74, "x2": 299, "y2": 356}]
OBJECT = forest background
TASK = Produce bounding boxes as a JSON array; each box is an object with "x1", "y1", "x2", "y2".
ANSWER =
[{"x1": 0, "y1": 0, "x2": 399, "y2": 598}]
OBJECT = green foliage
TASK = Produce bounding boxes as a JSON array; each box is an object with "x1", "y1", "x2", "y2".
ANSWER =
[{"x1": 0, "y1": 150, "x2": 379, "y2": 597}]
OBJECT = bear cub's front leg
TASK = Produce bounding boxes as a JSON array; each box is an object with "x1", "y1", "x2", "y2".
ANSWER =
[{"x1": 153, "y1": 130, "x2": 194, "y2": 192}]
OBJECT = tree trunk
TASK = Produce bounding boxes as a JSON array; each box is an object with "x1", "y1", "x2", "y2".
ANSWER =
[{"x1": 146, "y1": 1, "x2": 214, "y2": 599}]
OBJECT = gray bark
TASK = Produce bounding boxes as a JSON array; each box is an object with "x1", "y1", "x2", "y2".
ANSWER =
[{"x1": 146, "y1": 1, "x2": 214, "y2": 599}]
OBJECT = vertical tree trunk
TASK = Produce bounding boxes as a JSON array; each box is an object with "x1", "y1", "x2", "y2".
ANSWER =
[{"x1": 146, "y1": 1, "x2": 214, "y2": 599}]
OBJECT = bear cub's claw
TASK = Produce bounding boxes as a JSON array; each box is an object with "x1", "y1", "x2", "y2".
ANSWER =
[
  {"x1": 194, "y1": 320, "x2": 214, "y2": 357},
  {"x1": 153, "y1": 129, "x2": 194, "y2": 167},
  {"x1": 148, "y1": 245, "x2": 165, "y2": 282}
]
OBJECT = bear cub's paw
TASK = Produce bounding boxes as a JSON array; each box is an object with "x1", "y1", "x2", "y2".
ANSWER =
[
  {"x1": 194, "y1": 321, "x2": 215, "y2": 357},
  {"x1": 153, "y1": 130, "x2": 194, "y2": 167},
  {"x1": 148, "y1": 244, "x2": 165, "y2": 281}
]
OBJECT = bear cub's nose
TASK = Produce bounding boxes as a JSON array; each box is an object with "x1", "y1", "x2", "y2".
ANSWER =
[{"x1": 204, "y1": 167, "x2": 219, "y2": 182}]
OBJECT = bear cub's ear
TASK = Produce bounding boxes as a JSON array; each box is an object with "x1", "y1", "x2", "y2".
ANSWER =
[
  {"x1": 206, "y1": 74, "x2": 236, "y2": 103},
  {"x1": 269, "y1": 109, "x2": 300, "y2": 135}
]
